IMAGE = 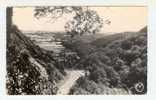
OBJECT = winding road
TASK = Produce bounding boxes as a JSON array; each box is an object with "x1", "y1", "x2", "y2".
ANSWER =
[{"x1": 56, "y1": 70, "x2": 85, "y2": 95}]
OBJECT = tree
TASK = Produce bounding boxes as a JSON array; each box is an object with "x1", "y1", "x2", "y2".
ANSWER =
[
  {"x1": 34, "y1": 6, "x2": 83, "y2": 22},
  {"x1": 7, "y1": 7, "x2": 13, "y2": 44},
  {"x1": 34, "y1": 6, "x2": 103, "y2": 37},
  {"x1": 64, "y1": 9, "x2": 103, "y2": 37}
]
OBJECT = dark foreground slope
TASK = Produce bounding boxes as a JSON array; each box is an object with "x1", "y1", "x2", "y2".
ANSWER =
[
  {"x1": 6, "y1": 25, "x2": 65, "y2": 95},
  {"x1": 69, "y1": 27, "x2": 147, "y2": 95}
]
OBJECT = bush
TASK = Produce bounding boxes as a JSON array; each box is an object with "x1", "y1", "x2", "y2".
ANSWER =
[{"x1": 89, "y1": 67, "x2": 108, "y2": 84}]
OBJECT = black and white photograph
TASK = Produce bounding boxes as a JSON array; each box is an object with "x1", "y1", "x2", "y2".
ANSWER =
[{"x1": 6, "y1": 6, "x2": 147, "y2": 95}]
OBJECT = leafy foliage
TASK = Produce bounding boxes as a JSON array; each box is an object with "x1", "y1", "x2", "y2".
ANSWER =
[
  {"x1": 68, "y1": 28, "x2": 147, "y2": 94},
  {"x1": 65, "y1": 10, "x2": 103, "y2": 37},
  {"x1": 69, "y1": 77, "x2": 128, "y2": 95},
  {"x1": 34, "y1": 6, "x2": 82, "y2": 20},
  {"x1": 34, "y1": 7, "x2": 103, "y2": 38},
  {"x1": 6, "y1": 25, "x2": 65, "y2": 95}
]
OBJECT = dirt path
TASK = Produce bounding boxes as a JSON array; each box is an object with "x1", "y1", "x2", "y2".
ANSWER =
[{"x1": 56, "y1": 70, "x2": 85, "y2": 95}]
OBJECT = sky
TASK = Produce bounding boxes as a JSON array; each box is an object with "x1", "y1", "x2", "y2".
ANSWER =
[{"x1": 13, "y1": 6, "x2": 147, "y2": 33}]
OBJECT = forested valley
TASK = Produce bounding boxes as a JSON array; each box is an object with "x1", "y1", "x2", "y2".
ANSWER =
[{"x1": 6, "y1": 7, "x2": 147, "y2": 95}]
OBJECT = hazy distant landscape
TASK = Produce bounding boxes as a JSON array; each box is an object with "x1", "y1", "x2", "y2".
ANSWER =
[{"x1": 6, "y1": 6, "x2": 147, "y2": 95}]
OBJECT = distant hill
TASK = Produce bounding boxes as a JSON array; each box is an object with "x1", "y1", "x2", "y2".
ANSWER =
[
  {"x1": 72, "y1": 33, "x2": 109, "y2": 43},
  {"x1": 91, "y1": 26, "x2": 147, "y2": 48},
  {"x1": 6, "y1": 25, "x2": 65, "y2": 95},
  {"x1": 91, "y1": 32, "x2": 140, "y2": 48},
  {"x1": 139, "y1": 26, "x2": 147, "y2": 33}
]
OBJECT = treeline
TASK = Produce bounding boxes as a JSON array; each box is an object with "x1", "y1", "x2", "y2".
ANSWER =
[{"x1": 63, "y1": 27, "x2": 147, "y2": 94}]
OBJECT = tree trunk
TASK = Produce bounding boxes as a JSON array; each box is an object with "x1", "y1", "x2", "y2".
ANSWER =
[{"x1": 6, "y1": 7, "x2": 13, "y2": 44}]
